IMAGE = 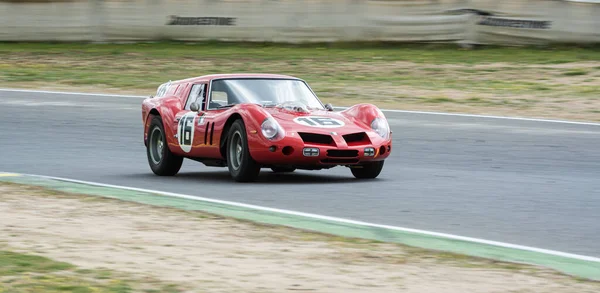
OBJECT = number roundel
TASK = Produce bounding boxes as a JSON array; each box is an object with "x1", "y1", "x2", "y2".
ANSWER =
[
  {"x1": 177, "y1": 112, "x2": 196, "y2": 153},
  {"x1": 293, "y1": 116, "x2": 345, "y2": 128}
]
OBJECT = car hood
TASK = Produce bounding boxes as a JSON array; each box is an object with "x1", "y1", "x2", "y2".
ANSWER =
[{"x1": 263, "y1": 107, "x2": 370, "y2": 134}]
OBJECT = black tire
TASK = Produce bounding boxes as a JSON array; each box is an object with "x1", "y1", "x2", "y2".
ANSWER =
[
  {"x1": 350, "y1": 160, "x2": 385, "y2": 179},
  {"x1": 226, "y1": 119, "x2": 260, "y2": 182},
  {"x1": 146, "y1": 115, "x2": 183, "y2": 176},
  {"x1": 271, "y1": 167, "x2": 296, "y2": 173}
]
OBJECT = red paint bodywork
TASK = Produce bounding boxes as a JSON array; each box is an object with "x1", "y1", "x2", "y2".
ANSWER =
[{"x1": 141, "y1": 74, "x2": 392, "y2": 169}]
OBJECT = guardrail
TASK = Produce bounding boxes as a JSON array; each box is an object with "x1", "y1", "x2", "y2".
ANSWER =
[{"x1": 1, "y1": 0, "x2": 598, "y2": 45}]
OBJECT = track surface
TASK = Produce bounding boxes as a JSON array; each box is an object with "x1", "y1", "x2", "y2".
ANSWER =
[{"x1": 1, "y1": 90, "x2": 599, "y2": 257}]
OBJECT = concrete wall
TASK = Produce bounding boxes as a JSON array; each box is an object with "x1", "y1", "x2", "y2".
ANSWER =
[
  {"x1": 1, "y1": 0, "x2": 598, "y2": 45},
  {"x1": 471, "y1": 0, "x2": 600, "y2": 45}
]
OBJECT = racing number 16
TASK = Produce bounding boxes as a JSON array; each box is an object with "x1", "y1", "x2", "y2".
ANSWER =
[
  {"x1": 297, "y1": 117, "x2": 341, "y2": 126},
  {"x1": 178, "y1": 115, "x2": 194, "y2": 146}
]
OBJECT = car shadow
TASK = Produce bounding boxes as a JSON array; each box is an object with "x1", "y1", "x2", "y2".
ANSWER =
[{"x1": 123, "y1": 169, "x2": 375, "y2": 185}]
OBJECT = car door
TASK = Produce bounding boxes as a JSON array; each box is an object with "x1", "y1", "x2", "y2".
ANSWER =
[{"x1": 173, "y1": 83, "x2": 210, "y2": 156}]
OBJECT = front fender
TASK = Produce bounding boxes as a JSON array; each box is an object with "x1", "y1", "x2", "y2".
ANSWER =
[
  {"x1": 341, "y1": 103, "x2": 392, "y2": 146},
  {"x1": 238, "y1": 104, "x2": 271, "y2": 139},
  {"x1": 340, "y1": 103, "x2": 386, "y2": 127},
  {"x1": 234, "y1": 104, "x2": 281, "y2": 159}
]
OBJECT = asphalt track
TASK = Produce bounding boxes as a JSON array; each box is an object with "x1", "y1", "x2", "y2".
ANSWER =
[{"x1": 1, "y1": 89, "x2": 599, "y2": 257}]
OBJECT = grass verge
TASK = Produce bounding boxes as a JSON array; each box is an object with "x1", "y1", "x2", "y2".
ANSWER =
[
  {"x1": 1, "y1": 41, "x2": 599, "y2": 121},
  {"x1": 0, "y1": 250, "x2": 179, "y2": 293}
]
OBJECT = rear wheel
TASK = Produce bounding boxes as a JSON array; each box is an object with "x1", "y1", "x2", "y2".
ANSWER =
[
  {"x1": 226, "y1": 119, "x2": 260, "y2": 182},
  {"x1": 271, "y1": 167, "x2": 296, "y2": 173},
  {"x1": 146, "y1": 115, "x2": 183, "y2": 176},
  {"x1": 350, "y1": 160, "x2": 384, "y2": 179}
]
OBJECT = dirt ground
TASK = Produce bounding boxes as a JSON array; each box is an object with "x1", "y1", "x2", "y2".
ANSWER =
[{"x1": 1, "y1": 184, "x2": 599, "y2": 293}]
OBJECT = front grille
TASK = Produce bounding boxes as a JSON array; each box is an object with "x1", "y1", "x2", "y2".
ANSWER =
[
  {"x1": 327, "y1": 149, "x2": 359, "y2": 157},
  {"x1": 342, "y1": 132, "x2": 370, "y2": 146},
  {"x1": 321, "y1": 158, "x2": 360, "y2": 164},
  {"x1": 298, "y1": 132, "x2": 334, "y2": 145}
]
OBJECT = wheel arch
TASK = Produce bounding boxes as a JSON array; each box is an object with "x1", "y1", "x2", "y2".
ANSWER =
[
  {"x1": 144, "y1": 108, "x2": 162, "y2": 146},
  {"x1": 149, "y1": 108, "x2": 160, "y2": 117},
  {"x1": 219, "y1": 113, "x2": 244, "y2": 158}
]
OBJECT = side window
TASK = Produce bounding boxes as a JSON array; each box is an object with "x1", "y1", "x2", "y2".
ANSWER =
[
  {"x1": 156, "y1": 83, "x2": 167, "y2": 97},
  {"x1": 185, "y1": 84, "x2": 205, "y2": 110},
  {"x1": 176, "y1": 84, "x2": 185, "y2": 96},
  {"x1": 155, "y1": 81, "x2": 172, "y2": 97},
  {"x1": 207, "y1": 82, "x2": 228, "y2": 110},
  {"x1": 209, "y1": 91, "x2": 228, "y2": 108}
]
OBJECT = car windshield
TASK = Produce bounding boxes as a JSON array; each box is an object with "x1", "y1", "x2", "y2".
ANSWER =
[{"x1": 209, "y1": 78, "x2": 324, "y2": 110}]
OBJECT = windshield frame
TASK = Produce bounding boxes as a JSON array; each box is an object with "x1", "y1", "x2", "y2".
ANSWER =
[{"x1": 205, "y1": 77, "x2": 324, "y2": 111}]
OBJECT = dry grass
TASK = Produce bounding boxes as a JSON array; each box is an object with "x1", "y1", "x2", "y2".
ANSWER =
[{"x1": 1, "y1": 42, "x2": 599, "y2": 121}]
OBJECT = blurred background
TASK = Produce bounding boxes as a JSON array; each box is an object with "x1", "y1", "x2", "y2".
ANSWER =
[{"x1": 1, "y1": 0, "x2": 599, "y2": 45}]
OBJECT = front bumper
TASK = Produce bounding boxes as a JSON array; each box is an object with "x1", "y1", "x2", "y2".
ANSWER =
[{"x1": 248, "y1": 130, "x2": 392, "y2": 166}]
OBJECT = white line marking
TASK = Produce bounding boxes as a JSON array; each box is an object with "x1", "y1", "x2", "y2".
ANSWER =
[
  {"x1": 0, "y1": 100, "x2": 79, "y2": 107},
  {"x1": 334, "y1": 107, "x2": 600, "y2": 126},
  {"x1": 0, "y1": 173, "x2": 20, "y2": 177},
  {"x1": 2, "y1": 88, "x2": 599, "y2": 126},
  {"x1": 0, "y1": 88, "x2": 146, "y2": 99},
  {"x1": 5, "y1": 171, "x2": 600, "y2": 263}
]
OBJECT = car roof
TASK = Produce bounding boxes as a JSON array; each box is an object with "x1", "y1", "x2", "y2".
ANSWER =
[{"x1": 171, "y1": 73, "x2": 301, "y2": 85}]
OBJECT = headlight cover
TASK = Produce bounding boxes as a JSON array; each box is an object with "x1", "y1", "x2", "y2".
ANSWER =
[
  {"x1": 261, "y1": 117, "x2": 284, "y2": 140},
  {"x1": 371, "y1": 117, "x2": 390, "y2": 140}
]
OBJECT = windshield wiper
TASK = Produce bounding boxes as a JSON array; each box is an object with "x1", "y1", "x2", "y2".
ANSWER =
[{"x1": 217, "y1": 104, "x2": 236, "y2": 109}]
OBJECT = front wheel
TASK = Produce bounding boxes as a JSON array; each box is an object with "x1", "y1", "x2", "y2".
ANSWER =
[
  {"x1": 350, "y1": 160, "x2": 384, "y2": 179},
  {"x1": 226, "y1": 119, "x2": 261, "y2": 182},
  {"x1": 146, "y1": 115, "x2": 183, "y2": 176}
]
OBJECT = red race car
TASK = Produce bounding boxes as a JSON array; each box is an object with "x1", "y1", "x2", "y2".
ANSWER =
[{"x1": 141, "y1": 74, "x2": 392, "y2": 182}]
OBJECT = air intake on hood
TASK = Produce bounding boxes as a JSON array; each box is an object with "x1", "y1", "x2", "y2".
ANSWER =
[
  {"x1": 342, "y1": 132, "x2": 371, "y2": 146},
  {"x1": 298, "y1": 132, "x2": 334, "y2": 145}
]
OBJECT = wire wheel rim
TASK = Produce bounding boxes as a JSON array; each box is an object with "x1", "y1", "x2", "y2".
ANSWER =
[
  {"x1": 149, "y1": 127, "x2": 164, "y2": 165},
  {"x1": 229, "y1": 131, "x2": 243, "y2": 170}
]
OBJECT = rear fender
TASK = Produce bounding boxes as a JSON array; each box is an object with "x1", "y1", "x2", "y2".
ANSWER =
[
  {"x1": 141, "y1": 96, "x2": 182, "y2": 150},
  {"x1": 142, "y1": 97, "x2": 159, "y2": 146}
]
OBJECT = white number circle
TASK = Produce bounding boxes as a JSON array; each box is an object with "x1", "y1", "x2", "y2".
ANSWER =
[
  {"x1": 293, "y1": 116, "x2": 345, "y2": 128},
  {"x1": 177, "y1": 112, "x2": 196, "y2": 153}
]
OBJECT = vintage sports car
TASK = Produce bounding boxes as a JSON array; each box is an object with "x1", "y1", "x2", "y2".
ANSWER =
[{"x1": 141, "y1": 74, "x2": 392, "y2": 182}]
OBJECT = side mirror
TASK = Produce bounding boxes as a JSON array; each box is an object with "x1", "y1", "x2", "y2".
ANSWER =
[
  {"x1": 324, "y1": 103, "x2": 334, "y2": 111},
  {"x1": 190, "y1": 102, "x2": 200, "y2": 112}
]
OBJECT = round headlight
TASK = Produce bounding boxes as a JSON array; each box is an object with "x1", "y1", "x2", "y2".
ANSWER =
[
  {"x1": 261, "y1": 117, "x2": 283, "y2": 140},
  {"x1": 371, "y1": 117, "x2": 390, "y2": 140}
]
